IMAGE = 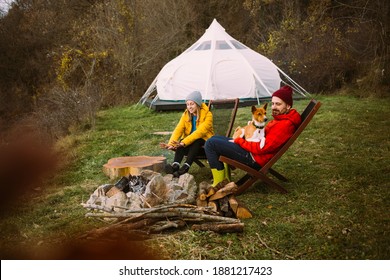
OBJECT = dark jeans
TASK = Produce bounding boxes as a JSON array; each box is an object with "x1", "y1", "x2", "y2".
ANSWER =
[
  {"x1": 204, "y1": 135, "x2": 261, "y2": 170},
  {"x1": 174, "y1": 138, "x2": 205, "y2": 166}
]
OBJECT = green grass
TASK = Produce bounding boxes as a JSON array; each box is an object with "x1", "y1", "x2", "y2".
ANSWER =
[{"x1": 1, "y1": 95, "x2": 389, "y2": 260}]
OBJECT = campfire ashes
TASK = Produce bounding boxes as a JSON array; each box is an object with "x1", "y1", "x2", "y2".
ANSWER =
[{"x1": 85, "y1": 170, "x2": 198, "y2": 210}]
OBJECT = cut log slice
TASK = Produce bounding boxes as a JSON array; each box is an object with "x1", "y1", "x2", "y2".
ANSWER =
[{"x1": 103, "y1": 156, "x2": 166, "y2": 179}]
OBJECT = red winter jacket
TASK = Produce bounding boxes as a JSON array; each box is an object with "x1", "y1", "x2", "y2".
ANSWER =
[{"x1": 234, "y1": 109, "x2": 301, "y2": 167}]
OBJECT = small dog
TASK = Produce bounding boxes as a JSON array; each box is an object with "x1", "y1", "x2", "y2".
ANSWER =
[{"x1": 233, "y1": 103, "x2": 268, "y2": 148}]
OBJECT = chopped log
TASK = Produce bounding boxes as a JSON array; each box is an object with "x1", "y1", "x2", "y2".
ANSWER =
[
  {"x1": 224, "y1": 209, "x2": 235, "y2": 218},
  {"x1": 209, "y1": 182, "x2": 238, "y2": 201},
  {"x1": 228, "y1": 195, "x2": 239, "y2": 213},
  {"x1": 198, "y1": 193, "x2": 207, "y2": 201},
  {"x1": 207, "y1": 201, "x2": 219, "y2": 213},
  {"x1": 198, "y1": 181, "x2": 211, "y2": 201},
  {"x1": 218, "y1": 196, "x2": 230, "y2": 213},
  {"x1": 206, "y1": 188, "x2": 216, "y2": 197},
  {"x1": 236, "y1": 203, "x2": 253, "y2": 219},
  {"x1": 206, "y1": 179, "x2": 229, "y2": 198},
  {"x1": 196, "y1": 197, "x2": 208, "y2": 207},
  {"x1": 102, "y1": 156, "x2": 166, "y2": 179},
  {"x1": 191, "y1": 223, "x2": 244, "y2": 233}
]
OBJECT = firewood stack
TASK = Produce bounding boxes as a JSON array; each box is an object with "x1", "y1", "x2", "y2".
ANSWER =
[{"x1": 196, "y1": 180, "x2": 253, "y2": 219}]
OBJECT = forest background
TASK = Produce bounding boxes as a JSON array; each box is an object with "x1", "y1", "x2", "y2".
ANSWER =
[{"x1": 0, "y1": 0, "x2": 389, "y2": 140}]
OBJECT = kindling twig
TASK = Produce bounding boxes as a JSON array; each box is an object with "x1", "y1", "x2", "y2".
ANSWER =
[
  {"x1": 149, "y1": 220, "x2": 186, "y2": 233},
  {"x1": 85, "y1": 209, "x2": 240, "y2": 224},
  {"x1": 139, "y1": 194, "x2": 152, "y2": 208},
  {"x1": 256, "y1": 233, "x2": 294, "y2": 260},
  {"x1": 82, "y1": 202, "x2": 242, "y2": 235}
]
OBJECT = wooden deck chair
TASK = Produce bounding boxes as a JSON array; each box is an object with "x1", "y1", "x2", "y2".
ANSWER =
[
  {"x1": 192, "y1": 98, "x2": 239, "y2": 167},
  {"x1": 219, "y1": 99, "x2": 322, "y2": 194}
]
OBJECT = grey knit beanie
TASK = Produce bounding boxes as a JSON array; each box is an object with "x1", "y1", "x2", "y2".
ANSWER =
[{"x1": 185, "y1": 91, "x2": 203, "y2": 106}]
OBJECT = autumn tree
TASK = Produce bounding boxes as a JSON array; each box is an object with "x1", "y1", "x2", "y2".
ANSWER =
[
  {"x1": 1, "y1": 0, "x2": 388, "y2": 138},
  {"x1": 243, "y1": 0, "x2": 389, "y2": 94}
]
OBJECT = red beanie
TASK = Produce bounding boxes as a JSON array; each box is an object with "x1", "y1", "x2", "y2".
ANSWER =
[{"x1": 272, "y1": 85, "x2": 293, "y2": 106}]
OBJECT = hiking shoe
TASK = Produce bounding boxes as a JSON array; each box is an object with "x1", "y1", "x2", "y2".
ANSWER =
[
  {"x1": 173, "y1": 164, "x2": 190, "y2": 178},
  {"x1": 165, "y1": 163, "x2": 179, "y2": 174}
]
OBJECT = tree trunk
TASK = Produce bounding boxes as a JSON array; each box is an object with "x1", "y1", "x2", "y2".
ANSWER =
[{"x1": 102, "y1": 156, "x2": 166, "y2": 179}]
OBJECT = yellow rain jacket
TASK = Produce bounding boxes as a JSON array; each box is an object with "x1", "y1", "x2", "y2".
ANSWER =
[{"x1": 168, "y1": 103, "x2": 214, "y2": 147}]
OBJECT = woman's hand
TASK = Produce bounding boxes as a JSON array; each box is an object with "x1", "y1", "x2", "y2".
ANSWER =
[
  {"x1": 171, "y1": 140, "x2": 185, "y2": 149},
  {"x1": 159, "y1": 142, "x2": 172, "y2": 149},
  {"x1": 176, "y1": 141, "x2": 185, "y2": 148},
  {"x1": 160, "y1": 141, "x2": 182, "y2": 150}
]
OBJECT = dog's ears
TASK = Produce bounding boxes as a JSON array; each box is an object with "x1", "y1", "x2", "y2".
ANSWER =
[{"x1": 252, "y1": 103, "x2": 268, "y2": 112}]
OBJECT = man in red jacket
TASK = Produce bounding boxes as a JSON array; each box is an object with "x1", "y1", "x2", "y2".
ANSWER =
[{"x1": 204, "y1": 85, "x2": 301, "y2": 186}]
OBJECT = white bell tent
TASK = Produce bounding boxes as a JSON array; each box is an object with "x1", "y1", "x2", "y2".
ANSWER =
[{"x1": 139, "y1": 19, "x2": 308, "y2": 110}]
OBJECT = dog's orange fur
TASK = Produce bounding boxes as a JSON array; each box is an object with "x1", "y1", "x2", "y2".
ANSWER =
[{"x1": 233, "y1": 103, "x2": 268, "y2": 143}]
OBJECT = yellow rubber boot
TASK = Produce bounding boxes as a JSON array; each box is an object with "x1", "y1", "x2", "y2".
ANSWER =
[
  {"x1": 211, "y1": 168, "x2": 225, "y2": 187},
  {"x1": 224, "y1": 163, "x2": 231, "y2": 182}
]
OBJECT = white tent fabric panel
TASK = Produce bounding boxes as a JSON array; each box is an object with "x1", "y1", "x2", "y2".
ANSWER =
[
  {"x1": 139, "y1": 19, "x2": 308, "y2": 108},
  {"x1": 156, "y1": 51, "x2": 212, "y2": 101},
  {"x1": 239, "y1": 48, "x2": 282, "y2": 94},
  {"x1": 212, "y1": 60, "x2": 254, "y2": 99}
]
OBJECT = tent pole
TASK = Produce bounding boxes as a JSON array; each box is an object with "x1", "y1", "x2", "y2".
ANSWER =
[
  {"x1": 139, "y1": 76, "x2": 158, "y2": 106},
  {"x1": 225, "y1": 39, "x2": 275, "y2": 101},
  {"x1": 276, "y1": 67, "x2": 310, "y2": 97}
]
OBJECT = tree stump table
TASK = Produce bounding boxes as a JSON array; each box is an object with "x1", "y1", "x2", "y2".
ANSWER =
[{"x1": 102, "y1": 156, "x2": 166, "y2": 179}]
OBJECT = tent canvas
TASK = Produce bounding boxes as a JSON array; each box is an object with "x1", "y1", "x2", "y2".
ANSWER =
[{"x1": 139, "y1": 19, "x2": 308, "y2": 110}]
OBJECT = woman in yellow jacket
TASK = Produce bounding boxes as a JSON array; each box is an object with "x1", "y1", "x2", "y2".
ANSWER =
[{"x1": 160, "y1": 91, "x2": 214, "y2": 177}]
